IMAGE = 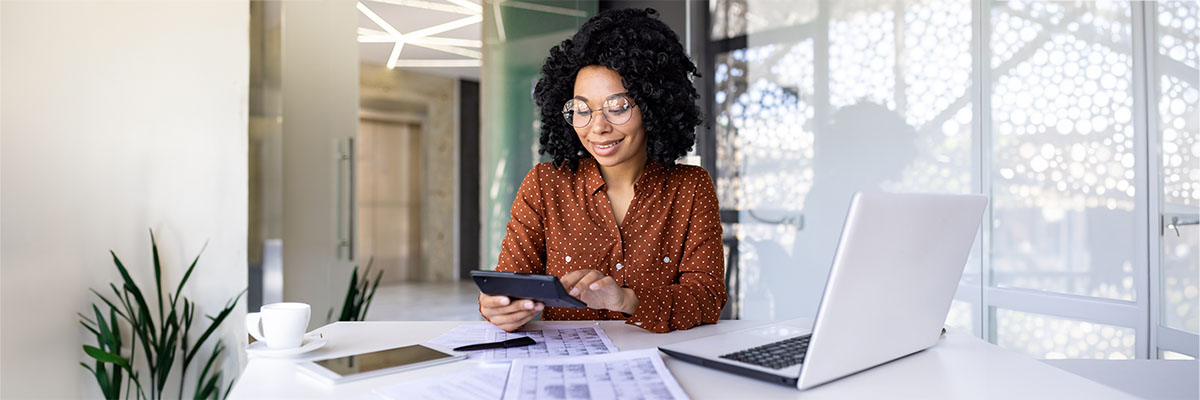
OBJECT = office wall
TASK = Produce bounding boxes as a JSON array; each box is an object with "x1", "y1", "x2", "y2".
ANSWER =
[{"x1": 1, "y1": 1, "x2": 248, "y2": 398}]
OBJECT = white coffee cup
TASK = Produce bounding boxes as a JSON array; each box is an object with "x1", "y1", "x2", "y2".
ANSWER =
[{"x1": 245, "y1": 302, "x2": 310, "y2": 349}]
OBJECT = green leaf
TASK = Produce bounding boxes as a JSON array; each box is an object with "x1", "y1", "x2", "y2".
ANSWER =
[
  {"x1": 360, "y1": 268, "x2": 384, "y2": 321},
  {"x1": 81, "y1": 319, "x2": 102, "y2": 338},
  {"x1": 109, "y1": 308, "x2": 122, "y2": 352},
  {"x1": 92, "y1": 305, "x2": 114, "y2": 351},
  {"x1": 90, "y1": 361, "x2": 116, "y2": 399},
  {"x1": 112, "y1": 251, "x2": 157, "y2": 348},
  {"x1": 337, "y1": 266, "x2": 359, "y2": 322},
  {"x1": 91, "y1": 288, "x2": 129, "y2": 322},
  {"x1": 196, "y1": 374, "x2": 220, "y2": 400},
  {"x1": 107, "y1": 283, "x2": 138, "y2": 325},
  {"x1": 221, "y1": 379, "x2": 234, "y2": 400},
  {"x1": 183, "y1": 291, "x2": 243, "y2": 368},
  {"x1": 193, "y1": 342, "x2": 224, "y2": 400},
  {"x1": 173, "y1": 241, "x2": 207, "y2": 307},
  {"x1": 81, "y1": 362, "x2": 114, "y2": 400},
  {"x1": 111, "y1": 356, "x2": 124, "y2": 400},
  {"x1": 84, "y1": 345, "x2": 130, "y2": 369},
  {"x1": 149, "y1": 230, "x2": 165, "y2": 337}
]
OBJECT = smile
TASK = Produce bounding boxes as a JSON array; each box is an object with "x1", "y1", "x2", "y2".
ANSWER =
[{"x1": 595, "y1": 139, "x2": 623, "y2": 149}]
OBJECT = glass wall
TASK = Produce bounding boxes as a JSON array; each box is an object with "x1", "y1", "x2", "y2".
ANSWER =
[
  {"x1": 711, "y1": 0, "x2": 980, "y2": 331},
  {"x1": 1154, "y1": 0, "x2": 1199, "y2": 355},
  {"x1": 711, "y1": 0, "x2": 1198, "y2": 359},
  {"x1": 480, "y1": 0, "x2": 597, "y2": 269},
  {"x1": 986, "y1": 0, "x2": 1146, "y2": 360}
]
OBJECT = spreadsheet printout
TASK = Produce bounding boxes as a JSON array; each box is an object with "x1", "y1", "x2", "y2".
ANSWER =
[{"x1": 502, "y1": 348, "x2": 690, "y2": 400}]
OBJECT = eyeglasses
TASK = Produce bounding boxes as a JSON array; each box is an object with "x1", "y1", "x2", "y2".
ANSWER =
[{"x1": 562, "y1": 93, "x2": 637, "y2": 128}]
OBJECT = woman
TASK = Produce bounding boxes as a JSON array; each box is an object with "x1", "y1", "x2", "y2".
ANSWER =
[{"x1": 479, "y1": 8, "x2": 725, "y2": 333}]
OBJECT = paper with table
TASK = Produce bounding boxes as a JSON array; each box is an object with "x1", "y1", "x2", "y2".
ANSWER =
[
  {"x1": 502, "y1": 348, "x2": 690, "y2": 400},
  {"x1": 426, "y1": 324, "x2": 619, "y2": 360}
]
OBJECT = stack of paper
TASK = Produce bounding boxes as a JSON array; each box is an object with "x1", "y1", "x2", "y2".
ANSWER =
[
  {"x1": 373, "y1": 348, "x2": 689, "y2": 400},
  {"x1": 374, "y1": 324, "x2": 690, "y2": 400}
]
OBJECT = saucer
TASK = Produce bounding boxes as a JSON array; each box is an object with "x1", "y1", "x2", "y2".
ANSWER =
[{"x1": 247, "y1": 335, "x2": 327, "y2": 357}]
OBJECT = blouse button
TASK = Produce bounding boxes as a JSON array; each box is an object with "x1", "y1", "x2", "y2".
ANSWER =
[
  {"x1": 663, "y1": 257, "x2": 670, "y2": 263},
  {"x1": 565, "y1": 256, "x2": 572, "y2": 262},
  {"x1": 616, "y1": 263, "x2": 624, "y2": 270}
]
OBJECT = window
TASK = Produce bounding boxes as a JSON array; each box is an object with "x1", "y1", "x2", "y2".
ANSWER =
[
  {"x1": 708, "y1": 0, "x2": 1198, "y2": 359},
  {"x1": 1152, "y1": 0, "x2": 1199, "y2": 357}
]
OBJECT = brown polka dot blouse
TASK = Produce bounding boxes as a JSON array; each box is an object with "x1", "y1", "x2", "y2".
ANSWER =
[{"x1": 489, "y1": 157, "x2": 727, "y2": 333}]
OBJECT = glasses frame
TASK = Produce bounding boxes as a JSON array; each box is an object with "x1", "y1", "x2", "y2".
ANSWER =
[{"x1": 561, "y1": 93, "x2": 638, "y2": 128}]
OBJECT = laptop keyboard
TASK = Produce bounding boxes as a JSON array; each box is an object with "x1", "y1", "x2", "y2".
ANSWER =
[{"x1": 718, "y1": 334, "x2": 811, "y2": 370}]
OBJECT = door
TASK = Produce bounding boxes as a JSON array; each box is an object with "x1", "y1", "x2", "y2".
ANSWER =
[
  {"x1": 358, "y1": 118, "x2": 422, "y2": 284},
  {"x1": 280, "y1": 0, "x2": 359, "y2": 329}
]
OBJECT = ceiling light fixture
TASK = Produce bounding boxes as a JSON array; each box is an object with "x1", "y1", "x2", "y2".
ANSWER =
[
  {"x1": 369, "y1": 0, "x2": 478, "y2": 15},
  {"x1": 357, "y1": 3, "x2": 403, "y2": 37},
  {"x1": 358, "y1": 35, "x2": 482, "y2": 48},
  {"x1": 492, "y1": 0, "x2": 506, "y2": 42},
  {"x1": 357, "y1": 3, "x2": 484, "y2": 64},
  {"x1": 404, "y1": 15, "x2": 482, "y2": 38},
  {"x1": 414, "y1": 43, "x2": 481, "y2": 59},
  {"x1": 405, "y1": 36, "x2": 481, "y2": 48},
  {"x1": 359, "y1": 2, "x2": 482, "y2": 69},
  {"x1": 357, "y1": 2, "x2": 408, "y2": 69},
  {"x1": 392, "y1": 59, "x2": 482, "y2": 68},
  {"x1": 386, "y1": 41, "x2": 407, "y2": 69}
]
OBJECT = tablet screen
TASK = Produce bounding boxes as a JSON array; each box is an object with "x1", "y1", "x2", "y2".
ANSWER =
[{"x1": 314, "y1": 345, "x2": 452, "y2": 377}]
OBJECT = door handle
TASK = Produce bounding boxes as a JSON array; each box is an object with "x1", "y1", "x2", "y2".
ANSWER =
[{"x1": 1163, "y1": 214, "x2": 1200, "y2": 237}]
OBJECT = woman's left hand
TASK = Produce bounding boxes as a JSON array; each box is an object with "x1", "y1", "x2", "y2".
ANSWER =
[{"x1": 559, "y1": 269, "x2": 638, "y2": 314}]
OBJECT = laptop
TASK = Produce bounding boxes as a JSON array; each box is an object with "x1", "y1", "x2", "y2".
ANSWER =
[{"x1": 658, "y1": 192, "x2": 987, "y2": 390}]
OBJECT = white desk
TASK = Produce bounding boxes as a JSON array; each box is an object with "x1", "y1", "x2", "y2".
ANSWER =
[{"x1": 229, "y1": 320, "x2": 1134, "y2": 399}]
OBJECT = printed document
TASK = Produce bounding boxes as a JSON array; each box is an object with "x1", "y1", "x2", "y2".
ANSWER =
[
  {"x1": 502, "y1": 348, "x2": 690, "y2": 400},
  {"x1": 372, "y1": 363, "x2": 510, "y2": 400},
  {"x1": 427, "y1": 324, "x2": 619, "y2": 361}
]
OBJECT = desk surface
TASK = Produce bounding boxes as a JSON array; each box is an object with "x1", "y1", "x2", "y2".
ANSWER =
[{"x1": 230, "y1": 320, "x2": 1133, "y2": 399}]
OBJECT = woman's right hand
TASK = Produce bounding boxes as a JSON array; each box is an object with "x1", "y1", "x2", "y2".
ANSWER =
[{"x1": 479, "y1": 293, "x2": 543, "y2": 332}]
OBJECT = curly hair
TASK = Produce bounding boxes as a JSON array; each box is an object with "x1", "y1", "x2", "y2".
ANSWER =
[{"x1": 533, "y1": 8, "x2": 703, "y2": 171}]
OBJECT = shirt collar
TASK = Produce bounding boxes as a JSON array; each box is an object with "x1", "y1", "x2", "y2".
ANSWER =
[
  {"x1": 582, "y1": 157, "x2": 667, "y2": 196},
  {"x1": 583, "y1": 158, "x2": 607, "y2": 195}
]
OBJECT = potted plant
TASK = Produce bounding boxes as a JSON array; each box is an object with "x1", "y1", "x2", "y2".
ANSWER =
[
  {"x1": 80, "y1": 230, "x2": 243, "y2": 400},
  {"x1": 328, "y1": 256, "x2": 383, "y2": 322}
]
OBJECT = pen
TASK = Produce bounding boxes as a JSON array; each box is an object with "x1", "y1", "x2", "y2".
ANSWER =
[{"x1": 453, "y1": 336, "x2": 538, "y2": 352}]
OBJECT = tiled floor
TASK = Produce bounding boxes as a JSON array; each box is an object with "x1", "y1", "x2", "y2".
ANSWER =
[{"x1": 364, "y1": 281, "x2": 485, "y2": 321}]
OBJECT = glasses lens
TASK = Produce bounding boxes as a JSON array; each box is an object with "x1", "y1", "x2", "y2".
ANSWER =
[
  {"x1": 603, "y1": 95, "x2": 634, "y2": 125},
  {"x1": 563, "y1": 99, "x2": 591, "y2": 128}
]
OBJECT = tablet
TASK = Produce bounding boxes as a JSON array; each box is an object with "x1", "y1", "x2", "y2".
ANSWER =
[
  {"x1": 471, "y1": 270, "x2": 588, "y2": 308},
  {"x1": 298, "y1": 343, "x2": 465, "y2": 385}
]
